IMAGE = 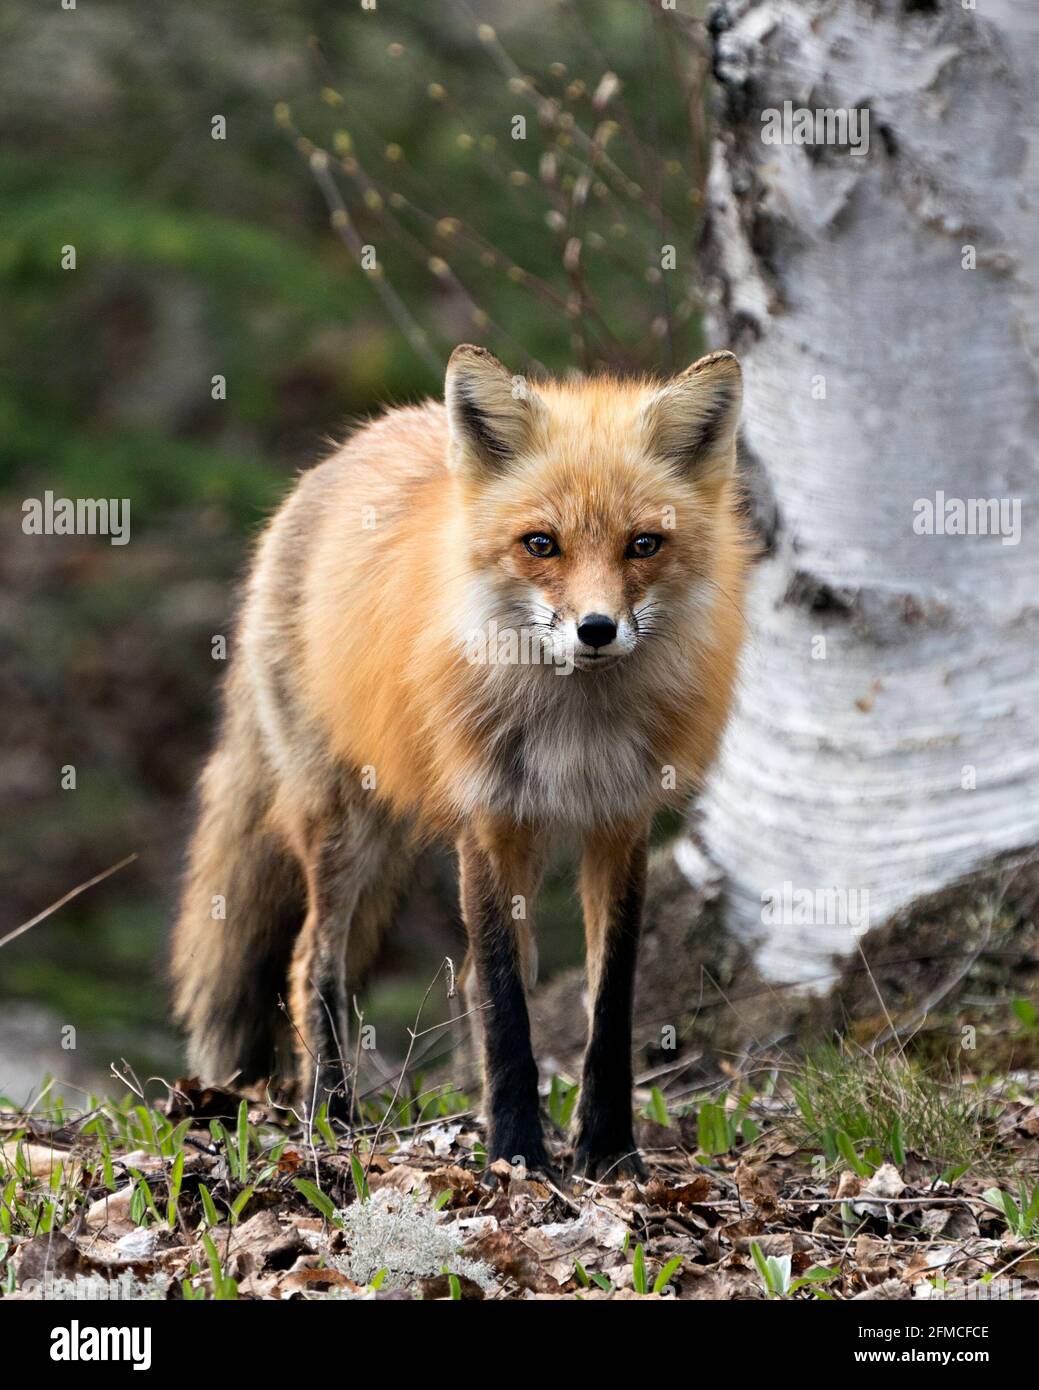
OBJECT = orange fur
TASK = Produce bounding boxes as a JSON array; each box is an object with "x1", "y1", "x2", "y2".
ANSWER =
[
  {"x1": 171, "y1": 345, "x2": 750, "y2": 1162},
  {"x1": 297, "y1": 358, "x2": 748, "y2": 833}
]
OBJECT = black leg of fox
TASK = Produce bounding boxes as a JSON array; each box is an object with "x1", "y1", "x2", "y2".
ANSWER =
[
  {"x1": 572, "y1": 825, "x2": 649, "y2": 1180},
  {"x1": 458, "y1": 826, "x2": 549, "y2": 1172}
]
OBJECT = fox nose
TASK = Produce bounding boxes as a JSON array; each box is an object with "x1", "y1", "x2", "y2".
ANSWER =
[{"x1": 576, "y1": 613, "x2": 617, "y2": 649}]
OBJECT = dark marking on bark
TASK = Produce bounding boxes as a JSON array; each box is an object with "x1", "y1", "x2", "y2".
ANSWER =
[
  {"x1": 736, "y1": 434, "x2": 779, "y2": 554},
  {"x1": 878, "y1": 123, "x2": 899, "y2": 158},
  {"x1": 784, "y1": 570, "x2": 857, "y2": 616}
]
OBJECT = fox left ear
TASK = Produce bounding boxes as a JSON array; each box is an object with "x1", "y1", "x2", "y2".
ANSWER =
[
  {"x1": 640, "y1": 350, "x2": 742, "y2": 484},
  {"x1": 445, "y1": 344, "x2": 544, "y2": 478}
]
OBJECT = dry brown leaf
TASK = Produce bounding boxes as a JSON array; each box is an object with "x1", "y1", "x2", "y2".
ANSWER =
[
  {"x1": 735, "y1": 1160, "x2": 781, "y2": 1217},
  {"x1": 642, "y1": 1175, "x2": 711, "y2": 1209},
  {"x1": 369, "y1": 1164, "x2": 425, "y2": 1196},
  {"x1": 277, "y1": 1265, "x2": 357, "y2": 1296},
  {"x1": 83, "y1": 1184, "x2": 136, "y2": 1234},
  {"x1": 227, "y1": 1208, "x2": 309, "y2": 1277},
  {"x1": 522, "y1": 1204, "x2": 630, "y2": 1284},
  {"x1": 15, "y1": 1231, "x2": 94, "y2": 1284},
  {"x1": 835, "y1": 1170, "x2": 862, "y2": 1199},
  {"x1": 853, "y1": 1233, "x2": 899, "y2": 1282},
  {"x1": 853, "y1": 1278, "x2": 909, "y2": 1300},
  {"x1": 466, "y1": 1229, "x2": 555, "y2": 1293},
  {"x1": 0, "y1": 1143, "x2": 82, "y2": 1182},
  {"x1": 853, "y1": 1163, "x2": 906, "y2": 1220},
  {"x1": 165, "y1": 1077, "x2": 245, "y2": 1122},
  {"x1": 919, "y1": 1203, "x2": 980, "y2": 1239},
  {"x1": 680, "y1": 1265, "x2": 764, "y2": 1300},
  {"x1": 416, "y1": 1272, "x2": 485, "y2": 1300}
]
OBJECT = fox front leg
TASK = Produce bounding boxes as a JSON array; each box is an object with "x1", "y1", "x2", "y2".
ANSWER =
[
  {"x1": 572, "y1": 822, "x2": 649, "y2": 1181},
  {"x1": 457, "y1": 823, "x2": 550, "y2": 1174}
]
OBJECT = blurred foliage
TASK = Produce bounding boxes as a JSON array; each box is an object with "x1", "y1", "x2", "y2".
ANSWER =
[{"x1": 0, "y1": 0, "x2": 711, "y2": 1093}]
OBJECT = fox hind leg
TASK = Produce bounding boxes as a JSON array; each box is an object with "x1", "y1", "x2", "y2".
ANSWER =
[{"x1": 288, "y1": 803, "x2": 411, "y2": 1122}]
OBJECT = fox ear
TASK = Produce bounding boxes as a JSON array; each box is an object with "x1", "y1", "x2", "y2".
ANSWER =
[
  {"x1": 445, "y1": 344, "x2": 543, "y2": 477},
  {"x1": 641, "y1": 350, "x2": 742, "y2": 484}
]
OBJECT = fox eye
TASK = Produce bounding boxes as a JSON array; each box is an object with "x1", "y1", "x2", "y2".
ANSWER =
[
  {"x1": 627, "y1": 533, "x2": 662, "y2": 558},
  {"x1": 522, "y1": 533, "x2": 559, "y2": 558}
]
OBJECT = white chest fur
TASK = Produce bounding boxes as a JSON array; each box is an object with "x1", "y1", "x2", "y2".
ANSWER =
[{"x1": 452, "y1": 664, "x2": 663, "y2": 827}]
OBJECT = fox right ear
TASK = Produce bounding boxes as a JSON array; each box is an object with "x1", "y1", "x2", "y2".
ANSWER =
[
  {"x1": 641, "y1": 350, "x2": 742, "y2": 485},
  {"x1": 445, "y1": 345, "x2": 544, "y2": 478}
]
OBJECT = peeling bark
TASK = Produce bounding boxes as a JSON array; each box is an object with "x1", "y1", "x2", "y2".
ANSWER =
[{"x1": 672, "y1": 0, "x2": 1039, "y2": 985}]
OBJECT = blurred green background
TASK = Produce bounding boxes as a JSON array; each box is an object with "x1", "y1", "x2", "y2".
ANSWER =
[{"x1": 0, "y1": 0, "x2": 711, "y2": 1098}]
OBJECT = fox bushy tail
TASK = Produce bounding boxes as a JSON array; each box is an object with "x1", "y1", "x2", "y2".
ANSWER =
[{"x1": 171, "y1": 682, "x2": 304, "y2": 1086}]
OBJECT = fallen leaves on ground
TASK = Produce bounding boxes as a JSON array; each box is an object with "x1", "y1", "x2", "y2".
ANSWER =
[{"x1": 2, "y1": 1074, "x2": 1038, "y2": 1302}]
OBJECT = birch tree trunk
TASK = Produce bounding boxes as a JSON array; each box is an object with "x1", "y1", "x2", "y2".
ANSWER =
[{"x1": 673, "y1": 0, "x2": 1039, "y2": 987}]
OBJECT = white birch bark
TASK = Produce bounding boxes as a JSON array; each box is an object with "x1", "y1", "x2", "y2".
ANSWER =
[{"x1": 673, "y1": 0, "x2": 1039, "y2": 984}]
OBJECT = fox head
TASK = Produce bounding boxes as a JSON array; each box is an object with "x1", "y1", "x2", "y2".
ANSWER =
[{"x1": 445, "y1": 345, "x2": 742, "y2": 673}]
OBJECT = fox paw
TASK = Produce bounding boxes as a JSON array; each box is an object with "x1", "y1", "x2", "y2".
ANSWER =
[
  {"x1": 304, "y1": 1066, "x2": 352, "y2": 1126},
  {"x1": 483, "y1": 1125, "x2": 559, "y2": 1185},
  {"x1": 570, "y1": 1141, "x2": 647, "y2": 1184}
]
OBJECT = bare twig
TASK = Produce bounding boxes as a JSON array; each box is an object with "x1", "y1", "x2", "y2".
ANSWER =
[
  {"x1": 0, "y1": 854, "x2": 138, "y2": 951},
  {"x1": 362, "y1": 958, "x2": 456, "y2": 1184}
]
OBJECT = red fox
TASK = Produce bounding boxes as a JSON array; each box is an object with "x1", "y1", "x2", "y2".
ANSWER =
[{"x1": 171, "y1": 345, "x2": 748, "y2": 1178}]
